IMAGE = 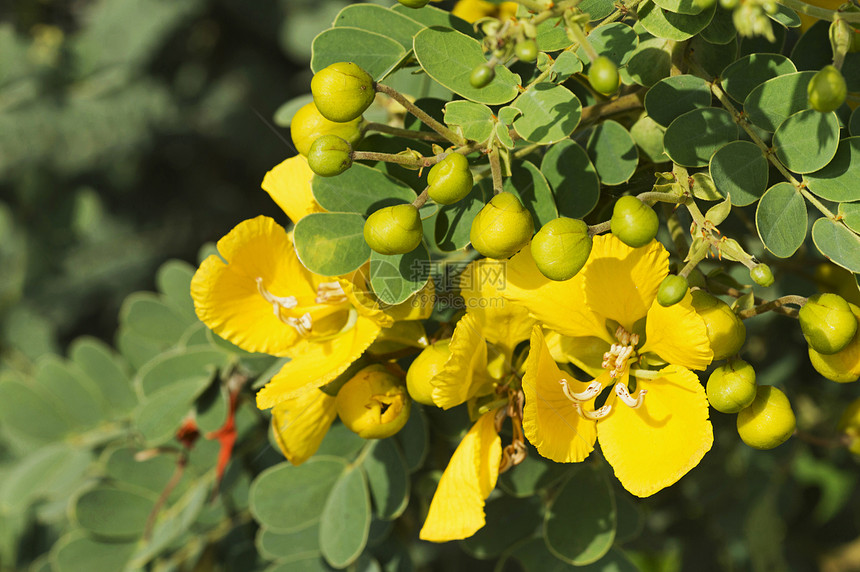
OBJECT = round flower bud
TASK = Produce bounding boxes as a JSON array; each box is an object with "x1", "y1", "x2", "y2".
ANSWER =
[
  {"x1": 515, "y1": 39, "x2": 538, "y2": 62},
  {"x1": 307, "y1": 134, "x2": 353, "y2": 177},
  {"x1": 808, "y1": 302, "x2": 860, "y2": 383},
  {"x1": 470, "y1": 65, "x2": 495, "y2": 89},
  {"x1": 290, "y1": 102, "x2": 362, "y2": 157},
  {"x1": 397, "y1": 0, "x2": 430, "y2": 7},
  {"x1": 336, "y1": 365, "x2": 411, "y2": 439},
  {"x1": 707, "y1": 359, "x2": 757, "y2": 414},
  {"x1": 406, "y1": 339, "x2": 451, "y2": 406},
  {"x1": 807, "y1": 65, "x2": 847, "y2": 113},
  {"x1": 470, "y1": 192, "x2": 534, "y2": 259},
  {"x1": 364, "y1": 204, "x2": 424, "y2": 255},
  {"x1": 588, "y1": 56, "x2": 620, "y2": 96},
  {"x1": 690, "y1": 290, "x2": 746, "y2": 360},
  {"x1": 749, "y1": 263, "x2": 774, "y2": 287},
  {"x1": 657, "y1": 274, "x2": 689, "y2": 307},
  {"x1": 427, "y1": 153, "x2": 473, "y2": 205},
  {"x1": 799, "y1": 293, "x2": 857, "y2": 354},
  {"x1": 736, "y1": 386, "x2": 796, "y2": 450},
  {"x1": 837, "y1": 397, "x2": 860, "y2": 455},
  {"x1": 610, "y1": 196, "x2": 659, "y2": 248},
  {"x1": 311, "y1": 62, "x2": 376, "y2": 123},
  {"x1": 530, "y1": 217, "x2": 592, "y2": 281}
]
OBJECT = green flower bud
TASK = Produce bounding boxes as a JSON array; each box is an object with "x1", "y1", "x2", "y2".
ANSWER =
[
  {"x1": 396, "y1": 0, "x2": 430, "y2": 7},
  {"x1": 707, "y1": 359, "x2": 757, "y2": 414},
  {"x1": 307, "y1": 134, "x2": 353, "y2": 177},
  {"x1": 799, "y1": 293, "x2": 857, "y2": 354},
  {"x1": 364, "y1": 204, "x2": 424, "y2": 255},
  {"x1": 336, "y1": 365, "x2": 411, "y2": 439},
  {"x1": 719, "y1": 0, "x2": 738, "y2": 8},
  {"x1": 807, "y1": 65, "x2": 847, "y2": 113},
  {"x1": 530, "y1": 217, "x2": 592, "y2": 281},
  {"x1": 691, "y1": 290, "x2": 746, "y2": 360},
  {"x1": 470, "y1": 192, "x2": 534, "y2": 259},
  {"x1": 427, "y1": 153, "x2": 473, "y2": 205},
  {"x1": 515, "y1": 39, "x2": 538, "y2": 62},
  {"x1": 808, "y1": 303, "x2": 860, "y2": 383},
  {"x1": 290, "y1": 102, "x2": 362, "y2": 157},
  {"x1": 406, "y1": 339, "x2": 452, "y2": 406},
  {"x1": 750, "y1": 263, "x2": 774, "y2": 287},
  {"x1": 657, "y1": 274, "x2": 689, "y2": 307},
  {"x1": 311, "y1": 62, "x2": 376, "y2": 123},
  {"x1": 470, "y1": 65, "x2": 495, "y2": 89},
  {"x1": 837, "y1": 397, "x2": 860, "y2": 455},
  {"x1": 610, "y1": 196, "x2": 659, "y2": 248},
  {"x1": 736, "y1": 386, "x2": 795, "y2": 450},
  {"x1": 588, "y1": 56, "x2": 620, "y2": 96}
]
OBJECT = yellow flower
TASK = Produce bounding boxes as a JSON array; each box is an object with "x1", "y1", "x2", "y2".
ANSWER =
[
  {"x1": 191, "y1": 215, "x2": 383, "y2": 410},
  {"x1": 452, "y1": 0, "x2": 518, "y2": 22},
  {"x1": 260, "y1": 155, "x2": 322, "y2": 223},
  {"x1": 419, "y1": 411, "x2": 501, "y2": 542},
  {"x1": 505, "y1": 235, "x2": 714, "y2": 497}
]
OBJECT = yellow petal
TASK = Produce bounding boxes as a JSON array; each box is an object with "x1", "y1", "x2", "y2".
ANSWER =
[
  {"x1": 271, "y1": 389, "x2": 337, "y2": 465},
  {"x1": 431, "y1": 313, "x2": 489, "y2": 409},
  {"x1": 544, "y1": 330, "x2": 609, "y2": 379},
  {"x1": 641, "y1": 292, "x2": 713, "y2": 371},
  {"x1": 191, "y1": 216, "x2": 315, "y2": 355},
  {"x1": 382, "y1": 277, "x2": 436, "y2": 322},
  {"x1": 597, "y1": 365, "x2": 713, "y2": 497},
  {"x1": 583, "y1": 235, "x2": 669, "y2": 331},
  {"x1": 340, "y1": 267, "x2": 394, "y2": 328},
  {"x1": 502, "y1": 247, "x2": 608, "y2": 341},
  {"x1": 419, "y1": 412, "x2": 501, "y2": 542},
  {"x1": 261, "y1": 155, "x2": 323, "y2": 223},
  {"x1": 521, "y1": 326, "x2": 597, "y2": 463},
  {"x1": 255, "y1": 315, "x2": 381, "y2": 409}
]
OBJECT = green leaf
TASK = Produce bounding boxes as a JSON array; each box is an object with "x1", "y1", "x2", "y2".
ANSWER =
[
  {"x1": 413, "y1": 27, "x2": 520, "y2": 106},
  {"x1": 311, "y1": 27, "x2": 406, "y2": 81},
  {"x1": 721, "y1": 53, "x2": 797, "y2": 104},
  {"x1": 586, "y1": 120, "x2": 639, "y2": 185},
  {"x1": 136, "y1": 347, "x2": 228, "y2": 397},
  {"x1": 435, "y1": 178, "x2": 490, "y2": 251},
  {"x1": 773, "y1": 109, "x2": 840, "y2": 174},
  {"x1": 663, "y1": 108, "x2": 738, "y2": 167},
  {"x1": 120, "y1": 292, "x2": 190, "y2": 346},
  {"x1": 316, "y1": 422, "x2": 367, "y2": 459},
  {"x1": 543, "y1": 465, "x2": 616, "y2": 565},
  {"x1": 806, "y1": 137, "x2": 860, "y2": 202},
  {"x1": 460, "y1": 496, "x2": 542, "y2": 559},
  {"x1": 498, "y1": 448, "x2": 570, "y2": 498},
  {"x1": 35, "y1": 356, "x2": 107, "y2": 428},
  {"x1": 532, "y1": 14, "x2": 573, "y2": 52},
  {"x1": 256, "y1": 524, "x2": 320, "y2": 561},
  {"x1": 709, "y1": 140, "x2": 768, "y2": 206},
  {"x1": 369, "y1": 243, "x2": 430, "y2": 306},
  {"x1": 578, "y1": 23, "x2": 639, "y2": 66},
  {"x1": 851, "y1": 106, "x2": 860, "y2": 137},
  {"x1": 0, "y1": 371, "x2": 73, "y2": 441},
  {"x1": 626, "y1": 37, "x2": 671, "y2": 87},
  {"x1": 503, "y1": 539, "x2": 638, "y2": 572},
  {"x1": 744, "y1": 71, "x2": 816, "y2": 132},
  {"x1": 250, "y1": 457, "x2": 347, "y2": 533},
  {"x1": 688, "y1": 34, "x2": 738, "y2": 78},
  {"x1": 312, "y1": 163, "x2": 416, "y2": 216},
  {"x1": 767, "y1": 3, "x2": 801, "y2": 28},
  {"x1": 333, "y1": 4, "x2": 425, "y2": 50},
  {"x1": 548, "y1": 51, "x2": 583, "y2": 82},
  {"x1": 395, "y1": 403, "x2": 429, "y2": 473},
  {"x1": 503, "y1": 160, "x2": 559, "y2": 227},
  {"x1": 580, "y1": 0, "x2": 617, "y2": 20},
  {"x1": 0, "y1": 445, "x2": 91, "y2": 512},
  {"x1": 512, "y1": 83, "x2": 582, "y2": 145},
  {"x1": 51, "y1": 532, "x2": 136, "y2": 572},
  {"x1": 294, "y1": 212, "x2": 371, "y2": 276},
  {"x1": 644, "y1": 74, "x2": 712, "y2": 128},
  {"x1": 839, "y1": 203, "x2": 860, "y2": 234},
  {"x1": 444, "y1": 101, "x2": 495, "y2": 144},
  {"x1": 69, "y1": 337, "x2": 137, "y2": 414},
  {"x1": 103, "y1": 447, "x2": 176, "y2": 495},
  {"x1": 755, "y1": 182, "x2": 807, "y2": 258},
  {"x1": 73, "y1": 484, "x2": 157, "y2": 540},
  {"x1": 390, "y1": 3, "x2": 475, "y2": 38},
  {"x1": 699, "y1": 5, "x2": 737, "y2": 44},
  {"x1": 134, "y1": 376, "x2": 211, "y2": 445},
  {"x1": 691, "y1": 172, "x2": 722, "y2": 200},
  {"x1": 637, "y1": 0, "x2": 716, "y2": 41},
  {"x1": 541, "y1": 140, "x2": 600, "y2": 218},
  {"x1": 361, "y1": 439, "x2": 409, "y2": 520},
  {"x1": 615, "y1": 493, "x2": 644, "y2": 543},
  {"x1": 812, "y1": 218, "x2": 860, "y2": 273},
  {"x1": 274, "y1": 94, "x2": 314, "y2": 128},
  {"x1": 319, "y1": 466, "x2": 371, "y2": 568},
  {"x1": 155, "y1": 259, "x2": 198, "y2": 323},
  {"x1": 653, "y1": 0, "x2": 706, "y2": 14}
]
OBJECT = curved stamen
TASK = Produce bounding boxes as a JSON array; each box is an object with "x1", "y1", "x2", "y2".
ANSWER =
[
  {"x1": 256, "y1": 277, "x2": 298, "y2": 318},
  {"x1": 573, "y1": 402, "x2": 612, "y2": 420},
  {"x1": 285, "y1": 312, "x2": 313, "y2": 336},
  {"x1": 615, "y1": 382, "x2": 647, "y2": 409},
  {"x1": 560, "y1": 379, "x2": 603, "y2": 403},
  {"x1": 316, "y1": 281, "x2": 347, "y2": 304}
]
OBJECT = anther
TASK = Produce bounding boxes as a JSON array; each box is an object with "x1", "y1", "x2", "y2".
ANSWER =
[
  {"x1": 285, "y1": 312, "x2": 313, "y2": 336},
  {"x1": 573, "y1": 402, "x2": 612, "y2": 420},
  {"x1": 560, "y1": 379, "x2": 603, "y2": 402},
  {"x1": 315, "y1": 281, "x2": 347, "y2": 304},
  {"x1": 615, "y1": 383, "x2": 647, "y2": 409},
  {"x1": 256, "y1": 277, "x2": 298, "y2": 318}
]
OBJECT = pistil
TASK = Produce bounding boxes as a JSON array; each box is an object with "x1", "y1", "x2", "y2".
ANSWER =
[{"x1": 316, "y1": 281, "x2": 348, "y2": 304}]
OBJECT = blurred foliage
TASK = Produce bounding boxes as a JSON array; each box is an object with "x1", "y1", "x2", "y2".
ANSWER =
[{"x1": 2, "y1": 1, "x2": 860, "y2": 572}]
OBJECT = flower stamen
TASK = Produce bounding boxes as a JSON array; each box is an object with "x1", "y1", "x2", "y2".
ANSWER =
[
  {"x1": 560, "y1": 378, "x2": 602, "y2": 402},
  {"x1": 615, "y1": 382, "x2": 647, "y2": 409},
  {"x1": 573, "y1": 402, "x2": 612, "y2": 420},
  {"x1": 316, "y1": 281, "x2": 348, "y2": 304},
  {"x1": 256, "y1": 277, "x2": 298, "y2": 318},
  {"x1": 285, "y1": 312, "x2": 313, "y2": 336}
]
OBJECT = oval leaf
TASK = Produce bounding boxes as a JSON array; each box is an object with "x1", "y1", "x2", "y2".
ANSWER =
[
  {"x1": 444, "y1": 100, "x2": 495, "y2": 144},
  {"x1": 709, "y1": 140, "x2": 768, "y2": 206},
  {"x1": 773, "y1": 109, "x2": 840, "y2": 174},
  {"x1": 637, "y1": 0, "x2": 716, "y2": 41},
  {"x1": 586, "y1": 120, "x2": 639, "y2": 185},
  {"x1": 512, "y1": 83, "x2": 582, "y2": 145},
  {"x1": 721, "y1": 54, "x2": 797, "y2": 103},
  {"x1": 51, "y1": 532, "x2": 136, "y2": 572},
  {"x1": 743, "y1": 71, "x2": 816, "y2": 132},
  {"x1": 368, "y1": 242, "x2": 430, "y2": 306},
  {"x1": 312, "y1": 163, "x2": 416, "y2": 216},
  {"x1": 644, "y1": 74, "x2": 712, "y2": 128},
  {"x1": 294, "y1": 212, "x2": 371, "y2": 276},
  {"x1": 503, "y1": 160, "x2": 559, "y2": 227},
  {"x1": 73, "y1": 485, "x2": 157, "y2": 540},
  {"x1": 755, "y1": 182, "x2": 807, "y2": 258},
  {"x1": 435, "y1": 178, "x2": 490, "y2": 251},
  {"x1": 541, "y1": 139, "x2": 601, "y2": 218},
  {"x1": 812, "y1": 218, "x2": 860, "y2": 273},
  {"x1": 806, "y1": 137, "x2": 860, "y2": 202},
  {"x1": 663, "y1": 108, "x2": 738, "y2": 167},
  {"x1": 319, "y1": 465, "x2": 371, "y2": 568},
  {"x1": 333, "y1": 4, "x2": 425, "y2": 50},
  {"x1": 311, "y1": 27, "x2": 406, "y2": 80},
  {"x1": 361, "y1": 439, "x2": 409, "y2": 520}
]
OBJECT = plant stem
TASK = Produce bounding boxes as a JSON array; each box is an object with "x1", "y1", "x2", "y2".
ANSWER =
[
  {"x1": 679, "y1": 241, "x2": 711, "y2": 278},
  {"x1": 489, "y1": 146, "x2": 504, "y2": 194},
  {"x1": 736, "y1": 295, "x2": 807, "y2": 319},
  {"x1": 375, "y1": 82, "x2": 466, "y2": 145},
  {"x1": 567, "y1": 20, "x2": 599, "y2": 62},
  {"x1": 413, "y1": 187, "x2": 430, "y2": 209},
  {"x1": 637, "y1": 190, "x2": 686, "y2": 204},
  {"x1": 579, "y1": 92, "x2": 645, "y2": 124},
  {"x1": 588, "y1": 220, "x2": 611, "y2": 236},
  {"x1": 777, "y1": 0, "x2": 860, "y2": 22},
  {"x1": 363, "y1": 122, "x2": 448, "y2": 142},
  {"x1": 352, "y1": 150, "x2": 442, "y2": 168},
  {"x1": 707, "y1": 281, "x2": 801, "y2": 318}
]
